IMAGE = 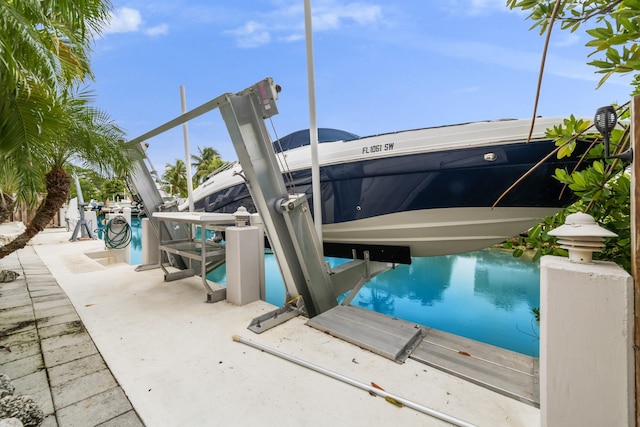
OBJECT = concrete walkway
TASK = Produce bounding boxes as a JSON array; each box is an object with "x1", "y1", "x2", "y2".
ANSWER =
[
  {"x1": 1, "y1": 229, "x2": 540, "y2": 426},
  {"x1": 0, "y1": 246, "x2": 144, "y2": 426}
]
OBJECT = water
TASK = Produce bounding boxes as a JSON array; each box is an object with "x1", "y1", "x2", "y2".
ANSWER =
[
  {"x1": 208, "y1": 250, "x2": 540, "y2": 357},
  {"x1": 114, "y1": 218, "x2": 540, "y2": 357},
  {"x1": 129, "y1": 217, "x2": 142, "y2": 265},
  {"x1": 97, "y1": 216, "x2": 143, "y2": 265}
]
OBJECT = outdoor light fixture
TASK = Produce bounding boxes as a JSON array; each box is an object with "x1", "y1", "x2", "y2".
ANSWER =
[
  {"x1": 594, "y1": 105, "x2": 617, "y2": 159},
  {"x1": 233, "y1": 206, "x2": 251, "y2": 227},
  {"x1": 594, "y1": 105, "x2": 633, "y2": 161},
  {"x1": 548, "y1": 212, "x2": 617, "y2": 264}
]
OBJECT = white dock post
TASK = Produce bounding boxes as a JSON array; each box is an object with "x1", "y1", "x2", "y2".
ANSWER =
[
  {"x1": 141, "y1": 217, "x2": 158, "y2": 265},
  {"x1": 59, "y1": 206, "x2": 67, "y2": 227},
  {"x1": 226, "y1": 207, "x2": 261, "y2": 305},
  {"x1": 84, "y1": 210, "x2": 97, "y2": 237},
  {"x1": 123, "y1": 207, "x2": 132, "y2": 265},
  {"x1": 250, "y1": 213, "x2": 266, "y2": 301},
  {"x1": 541, "y1": 213, "x2": 634, "y2": 427}
]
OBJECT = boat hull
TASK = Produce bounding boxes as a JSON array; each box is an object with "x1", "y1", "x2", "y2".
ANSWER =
[
  {"x1": 322, "y1": 207, "x2": 560, "y2": 257},
  {"x1": 186, "y1": 119, "x2": 588, "y2": 259}
]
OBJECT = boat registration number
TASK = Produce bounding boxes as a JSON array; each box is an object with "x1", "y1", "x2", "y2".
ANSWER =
[{"x1": 362, "y1": 143, "x2": 395, "y2": 154}]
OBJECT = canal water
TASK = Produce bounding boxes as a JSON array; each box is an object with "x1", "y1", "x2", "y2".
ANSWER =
[{"x1": 124, "y1": 217, "x2": 540, "y2": 356}]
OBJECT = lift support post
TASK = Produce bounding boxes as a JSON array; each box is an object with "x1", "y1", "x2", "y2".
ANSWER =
[{"x1": 219, "y1": 80, "x2": 337, "y2": 318}]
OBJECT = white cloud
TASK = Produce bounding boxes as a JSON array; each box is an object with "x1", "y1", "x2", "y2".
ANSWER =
[
  {"x1": 227, "y1": 1, "x2": 384, "y2": 48},
  {"x1": 104, "y1": 7, "x2": 143, "y2": 34},
  {"x1": 280, "y1": 33, "x2": 305, "y2": 43},
  {"x1": 313, "y1": 3, "x2": 382, "y2": 31},
  {"x1": 469, "y1": 0, "x2": 510, "y2": 11},
  {"x1": 553, "y1": 32, "x2": 581, "y2": 48},
  {"x1": 146, "y1": 24, "x2": 169, "y2": 37},
  {"x1": 103, "y1": 7, "x2": 169, "y2": 37},
  {"x1": 434, "y1": 39, "x2": 605, "y2": 83},
  {"x1": 226, "y1": 21, "x2": 272, "y2": 48},
  {"x1": 455, "y1": 86, "x2": 482, "y2": 94},
  {"x1": 442, "y1": 0, "x2": 512, "y2": 16}
]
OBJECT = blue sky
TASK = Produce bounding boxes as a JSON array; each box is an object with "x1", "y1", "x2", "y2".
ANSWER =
[{"x1": 90, "y1": 0, "x2": 633, "y2": 174}]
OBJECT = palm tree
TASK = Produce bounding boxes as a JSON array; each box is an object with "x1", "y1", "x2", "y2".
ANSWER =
[
  {"x1": 0, "y1": 0, "x2": 111, "y2": 215},
  {"x1": 0, "y1": 91, "x2": 139, "y2": 259},
  {"x1": 191, "y1": 146, "x2": 225, "y2": 184},
  {"x1": 0, "y1": 0, "x2": 138, "y2": 259},
  {"x1": 162, "y1": 159, "x2": 188, "y2": 198}
]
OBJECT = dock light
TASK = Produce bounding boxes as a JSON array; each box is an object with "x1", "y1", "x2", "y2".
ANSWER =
[
  {"x1": 594, "y1": 105, "x2": 616, "y2": 159},
  {"x1": 548, "y1": 212, "x2": 617, "y2": 264},
  {"x1": 233, "y1": 206, "x2": 251, "y2": 227},
  {"x1": 594, "y1": 105, "x2": 633, "y2": 160}
]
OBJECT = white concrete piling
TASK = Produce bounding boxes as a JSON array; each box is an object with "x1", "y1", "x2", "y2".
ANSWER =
[
  {"x1": 141, "y1": 218, "x2": 158, "y2": 265},
  {"x1": 226, "y1": 208, "x2": 261, "y2": 306},
  {"x1": 123, "y1": 208, "x2": 132, "y2": 265},
  {"x1": 540, "y1": 256, "x2": 634, "y2": 427}
]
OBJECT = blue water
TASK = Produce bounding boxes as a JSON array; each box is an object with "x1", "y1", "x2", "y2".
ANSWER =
[
  {"x1": 97, "y1": 216, "x2": 143, "y2": 265},
  {"x1": 129, "y1": 217, "x2": 142, "y2": 265},
  {"x1": 208, "y1": 250, "x2": 540, "y2": 357},
  {"x1": 112, "y1": 217, "x2": 540, "y2": 357}
]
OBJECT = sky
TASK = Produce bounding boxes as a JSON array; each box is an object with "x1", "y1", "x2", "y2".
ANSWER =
[{"x1": 89, "y1": 0, "x2": 633, "y2": 175}]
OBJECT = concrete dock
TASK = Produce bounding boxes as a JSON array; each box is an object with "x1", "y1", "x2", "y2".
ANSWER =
[
  {"x1": 1, "y1": 228, "x2": 540, "y2": 426},
  {"x1": 0, "y1": 245, "x2": 143, "y2": 426}
]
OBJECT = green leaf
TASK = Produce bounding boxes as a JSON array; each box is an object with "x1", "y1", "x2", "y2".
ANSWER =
[
  {"x1": 554, "y1": 168, "x2": 571, "y2": 183},
  {"x1": 532, "y1": 250, "x2": 542, "y2": 262},
  {"x1": 592, "y1": 160, "x2": 605, "y2": 174},
  {"x1": 558, "y1": 142, "x2": 575, "y2": 158},
  {"x1": 606, "y1": 48, "x2": 621, "y2": 64},
  {"x1": 586, "y1": 26, "x2": 613, "y2": 40},
  {"x1": 529, "y1": 224, "x2": 541, "y2": 239},
  {"x1": 572, "y1": 172, "x2": 587, "y2": 190}
]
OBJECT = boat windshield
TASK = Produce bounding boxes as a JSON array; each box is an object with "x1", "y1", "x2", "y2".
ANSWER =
[{"x1": 273, "y1": 128, "x2": 360, "y2": 153}]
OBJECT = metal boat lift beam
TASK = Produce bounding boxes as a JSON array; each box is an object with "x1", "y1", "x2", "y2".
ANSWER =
[
  {"x1": 128, "y1": 93, "x2": 232, "y2": 238},
  {"x1": 219, "y1": 80, "x2": 337, "y2": 317},
  {"x1": 127, "y1": 89, "x2": 237, "y2": 265},
  {"x1": 126, "y1": 78, "x2": 338, "y2": 316},
  {"x1": 126, "y1": 77, "x2": 390, "y2": 318}
]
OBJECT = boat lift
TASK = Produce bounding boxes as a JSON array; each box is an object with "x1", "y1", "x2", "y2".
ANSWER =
[
  {"x1": 128, "y1": 78, "x2": 423, "y2": 362},
  {"x1": 127, "y1": 78, "x2": 392, "y2": 322}
]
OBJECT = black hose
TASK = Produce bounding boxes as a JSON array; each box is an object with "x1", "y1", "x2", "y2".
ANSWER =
[{"x1": 104, "y1": 215, "x2": 132, "y2": 249}]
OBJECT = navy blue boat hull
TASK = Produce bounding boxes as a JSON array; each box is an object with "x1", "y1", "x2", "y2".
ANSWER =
[
  {"x1": 197, "y1": 139, "x2": 581, "y2": 220},
  {"x1": 192, "y1": 138, "x2": 587, "y2": 259}
]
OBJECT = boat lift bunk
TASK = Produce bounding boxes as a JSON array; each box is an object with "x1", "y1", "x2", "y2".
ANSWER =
[{"x1": 127, "y1": 78, "x2": 424, "y2": 362}]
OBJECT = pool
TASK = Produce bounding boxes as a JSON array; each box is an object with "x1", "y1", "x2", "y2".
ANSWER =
[{"x1": 114, "y1": 216, "x2": 540, "y2": 357}]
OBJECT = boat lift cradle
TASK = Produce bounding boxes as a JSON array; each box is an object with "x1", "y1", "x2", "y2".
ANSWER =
[{"x1": 126, "y1": 79, "x2": 423, "y2": 359}]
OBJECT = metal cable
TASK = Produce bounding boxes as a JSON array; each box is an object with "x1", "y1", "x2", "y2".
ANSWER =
[{"x1": 268, "y1": 118, "x2": 297, "y2": 194}]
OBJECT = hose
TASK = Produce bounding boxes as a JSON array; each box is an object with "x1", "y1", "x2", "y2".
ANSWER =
[{"x1": 104, "y1": 215, "x2": 132, "y2": 249}]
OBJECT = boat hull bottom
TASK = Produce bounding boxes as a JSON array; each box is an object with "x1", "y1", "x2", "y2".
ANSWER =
[{"x1": 322, "y1": 207, "x2": 559, "y2": 258}]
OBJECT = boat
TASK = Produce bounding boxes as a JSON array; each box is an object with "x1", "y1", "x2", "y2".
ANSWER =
[{"x1": 181, "y1": 117, "x2": 590, "y2": 261}]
